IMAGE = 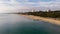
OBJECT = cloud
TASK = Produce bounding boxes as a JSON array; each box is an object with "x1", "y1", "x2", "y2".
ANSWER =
[
  {"x1": 38, "y1": 1, "x2": 60, "y2": 10},
  {"x1": 0, "y1": 0, "x2": 60, "y2": 13},
  {"x1": 15, "y1": 0, "x2": 60, "y2": 11}
]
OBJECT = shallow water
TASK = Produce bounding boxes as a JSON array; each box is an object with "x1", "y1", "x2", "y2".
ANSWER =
[{"x1": 0, "y1": 14, "x2": 60, "y2": 34}]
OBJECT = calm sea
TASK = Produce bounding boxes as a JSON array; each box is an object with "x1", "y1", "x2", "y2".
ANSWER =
[{"x1": 0, "y1": 14, "x2": 60, "y2": 34}]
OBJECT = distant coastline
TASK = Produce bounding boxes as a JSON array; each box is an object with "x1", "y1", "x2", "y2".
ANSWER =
[
  {"x1": 20, "y1": 10, "x2": 60, "y2": 18},
  {"x1": 19, "y1": 14, "x2": 60, "y2": 25},
  {"x1": 18, "y1": 10, "x2": 60, "y2": 25}
]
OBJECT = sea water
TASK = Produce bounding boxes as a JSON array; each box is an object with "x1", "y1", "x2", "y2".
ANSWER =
[{"x1": 0, "y1": 14, "x2": 60, "y2": 34}]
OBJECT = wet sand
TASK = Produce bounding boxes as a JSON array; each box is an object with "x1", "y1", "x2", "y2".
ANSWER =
[{"x1": 20, "y1": 14, "x2": 60, "y2": 25}]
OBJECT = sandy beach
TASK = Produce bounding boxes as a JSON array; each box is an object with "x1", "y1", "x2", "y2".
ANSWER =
[{"x1": 20, "y1": 14, "x2": 60, "y2": 25}]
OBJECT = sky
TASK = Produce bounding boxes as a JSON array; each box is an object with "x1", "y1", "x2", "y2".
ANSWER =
[{"x1": 0, "y1": 0, "x2": 60, "y2": 13}]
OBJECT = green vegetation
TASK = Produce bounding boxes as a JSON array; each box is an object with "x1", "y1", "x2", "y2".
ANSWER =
[{"x1": 20, "y1": 10, "x2": 60, "y2": 18}]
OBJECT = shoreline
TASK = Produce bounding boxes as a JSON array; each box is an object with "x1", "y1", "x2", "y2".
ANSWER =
[{"x1": 19, "y1": 14, "x2": 60, "y2": 25}]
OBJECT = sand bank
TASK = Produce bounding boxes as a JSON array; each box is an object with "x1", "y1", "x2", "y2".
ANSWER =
[{"x1": 20, "y1": 14, "x2": 60, "y2": 25}]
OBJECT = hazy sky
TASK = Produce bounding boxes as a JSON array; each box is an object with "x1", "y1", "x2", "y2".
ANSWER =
[{"x1": 0, "y1": 0, "x2": 60, "y2": 13}]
